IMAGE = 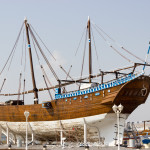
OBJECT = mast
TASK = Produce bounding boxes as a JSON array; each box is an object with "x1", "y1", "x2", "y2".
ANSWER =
[
  {"x1": 87, "y1": 16, "x2": 92, "y2": 83},
  {"x1": 24, "y1": 18, "x2": 39, "y2": 104}
]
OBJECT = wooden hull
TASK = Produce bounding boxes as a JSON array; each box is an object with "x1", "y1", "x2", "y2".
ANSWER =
[
  {"x1": 0, "y1": 75, "x2": 149, "y2": 122},
  {"x1": 0, "y1": 76, "x2": 150, "y2": 122},
  {"x1": 0, "y1": 74, "x2": 149, "y2": 145}
]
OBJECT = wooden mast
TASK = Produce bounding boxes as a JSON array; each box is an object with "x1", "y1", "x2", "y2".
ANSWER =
[
  {"x1": 88, "y1": 16, "x2": 92, "y2": 83},
  {"x1": 24, "y1": 18, "x2": 39, "y2": 104}
]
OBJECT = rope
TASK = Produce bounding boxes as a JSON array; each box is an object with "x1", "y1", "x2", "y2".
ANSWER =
[
  {"x1": 75, "y1": 27, "x2": 87, "y2": 56},
  {"x1": 80, "y1": 29, "x2": 88, "y2": 78},
  {"x1": 43, "y1": 75, "x2": 53, "y2": 100},
  {"x1": 17, "y1": 73, "x2": 22, "y2": 101},
  {"x1": 59, "y1": 65, "x2": 79, "y2": 86},
  {"x1": 0, "y1": 66, "x2": 142, "y2": 96},
  {"x1": 91, "y1": 26, "x2": 101, "y2": 70},
  {"x1": 0, "y1": 22, "x2": 24, "y2": 75},
  {"x1": 64, "y1": 27, "x2": 86, "y2": 86},
  {"x1": 30, "y1": 25, "x2": 84, "y2": 85},
  {"x1": 30, "y1": 24, "x2": 56, "y2": 61},
  {"x1": 30, "y1": 24, "x2": 80, "y2": 88},
  {"x1": 121, "y1": 47, "x2": 145, "y2": 62},
  {"x1": 23, "y1": 79, "x2": 25, "y2": 103},
  {"x1": 30, "y1": 33, "x2": 55, "y2": 94},
  {"x1": 30, "y1": 23, "x2": 80, "y2": 85},
  {"x1": 21, "y1": 29, "x2": 25, "y2": 66},
  {"x1": 30, "y1": 33, "x2": 55, "y2": 91},
  {"x1": 143, "y1": 44, "x2": 150, "y2": 71},
  {"x1": 93, "y1": 25, "x2": 134, "y2": 64},
  {"x1": 41, "y1": 65, "x2": 54, "y2": 91},
  {"x1": 24, "y1": 39, "x2": 27, "y2": 74},
  {"x1": 92, "y1": 22, "x2": 145, "y2": 63},
  {"x1": 110, "y1": 45, "x2": 134, "y2": 63},
  {"x1": 22, "y1": 39, "x2": 27, "y2": 103},
  {"x1": 66, "y1": 65, "x2": 72, "y2": 80},
  {"x1": 29, "y1": 25, "x2": 59, "y2": 82},
  {"x1": 30, "y1": 33, "x2": 55, "y2": 96},
  {"x1": 0, "y1": 78, "x2": 6, "y2": 93},
  {"x1": 31, "y1": 32, "x2": 41, "y2": 66},
  {"x1": 79, "y1": 29, "x2": 88, "y2": 89}
]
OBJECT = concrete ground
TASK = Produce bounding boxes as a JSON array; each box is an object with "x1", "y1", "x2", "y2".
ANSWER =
[{"x1": 0, "y1": 144, "x2": 149, "y2": 150}]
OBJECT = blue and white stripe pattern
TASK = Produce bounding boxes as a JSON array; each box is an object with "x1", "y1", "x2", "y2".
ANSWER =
[
  {"x1": 28, "y1": 44, "x2": 31, "y2": 48},
  {"x1": 55, "y1": 72, "x2": 144, "y2": 100}
]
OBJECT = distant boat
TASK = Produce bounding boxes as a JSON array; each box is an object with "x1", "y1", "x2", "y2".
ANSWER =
[{"x1": 0, "y1": 17, "x2": 149, "y2": 146}]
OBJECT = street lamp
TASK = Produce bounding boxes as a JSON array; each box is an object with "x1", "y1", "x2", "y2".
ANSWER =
[
  {"x1": 24, "y1": 111, "x2": 29, "y2": 150},
  {"x1": 112, "y1": 104, "x2": 124, "y2": 150}
]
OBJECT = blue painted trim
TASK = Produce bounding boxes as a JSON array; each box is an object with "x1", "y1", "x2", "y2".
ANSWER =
[
  {"x1": 95, "y1": 92, "x2": 100, "y2": 96},
  {"x1": 84, "y1": 95, "x2": 88, "y2": 99},
  {"x1": 55, "y1": 72, "x2": 144, "y2": 100}
]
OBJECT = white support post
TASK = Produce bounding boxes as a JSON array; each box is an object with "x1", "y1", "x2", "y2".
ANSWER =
[
  {"x1": 26, "y1": 117, "x2": 28, "y2": 150},
  {"x1": 60, "y1": 130, "x2": 63, "y2": 146},
  {"x1": 117, "y1": 112, "x2": 120, "y2": 150},
  {"x1": 24, "y1": 111, "x2": 29, "y2": 150},
  {"x1": 14, "y1": 134, "x2": 16, "y2": 144},
  {"x1": 28, "y1": 122, "x2": 34, "y2": 145},
  {"x1": 84, "y1": 122, "x2": 87, "y2": 145},
  {"x1": 112, "y1": 104, "x2": 123, "y2": 150},
  {"x1": 32, "y1": 133, "x2": 34, "y2": 145},
  {"x1": 0, "y1": 126, "x2": 2, "y2": 141},
  {"x1": 7, "y1": 127, "x2": 9, "y2": 145}
]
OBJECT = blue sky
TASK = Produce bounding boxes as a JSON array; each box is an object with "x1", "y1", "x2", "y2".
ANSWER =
[{"x1": 0, "y1": 0, "x2": 150, "y2": 121}]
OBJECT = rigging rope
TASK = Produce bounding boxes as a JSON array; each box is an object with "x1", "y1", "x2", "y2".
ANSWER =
[
  {"x1": 8, "y1": 46, "x2": 16, "y2": 71},
  {"x1": 79, "y1": 29, "x2": 88, "y2": 89},
  {"x1": 0, "y1": 64, "x2": 140, "y2": 96},
  {"x1": 31, "y1": 32, "x2": 41, "y2": 65},
  {"x1": 59, "y1": 65, "x2": 79, "y2": 86},
  {"x1": 65, "y1": 27, "x2": 87, "y2": 87},
  {"x1": 43, "y1": 75, "x2": 53, "y2": 100},
  {"x1": 29, "y1": 25, "x2": 59, "y2": 82},
  {"x1": 23, "y1": 79, "x2": 25, "y2": 103},
  {"x1": 30, "y1": 24, "x2": 56, "y2": 61},
  {"x1": 75, "y1": 27, "x2": 87, "y2": 56},
  {"x1": 17, "y1": 73, "x2": 22, "y2": 101},
  {"x1": 92, "y1": 22, "x2": 145, "y2": 63},
  {"x1": 92, "y1": 25, "x2": 134, "y2": 64},
  {"x1": 30, "y1": 33, "x2": 55, "y2": 97},
  {"x1": 0, "y1": 78, "x2": 6, "y2": 93},
  {"x1": 29, "y1": 25, "x2": 80, "y2": 88},
  {"x1": 91, "y1": 26, "x2": 101, "y2": 70},
  {"x1": 110, "y1": 45, "x2": 134, "y2": 63},
  {"x1": 30, "y1": 33, "x2": 55, "y2": 91},
  {"x1": 24, "y1": 39, "x2": 27, "y2": 74},
  {"x1": 21, "y1": 29, "x2": 25, "y2": 66},
  {"x1": 143, "y1": 44, "x2": 150, "y2": 71},
  {"x1": 41, "y1": 65, "x2": 55, "y2": 91},
  {"x1": 0, "y1": 22, "x2": 24, "y2": 75},
  {"x1": 30, "y1": 23, "x2": 81, "y2": 86},
  {"x1": 1, "y1": 21, "x2": 145, "y2": 97}
]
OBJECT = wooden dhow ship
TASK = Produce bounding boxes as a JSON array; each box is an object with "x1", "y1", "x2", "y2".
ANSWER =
[{"x1": 0, "y1": 17, "x2": 149, "y2": 146}]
